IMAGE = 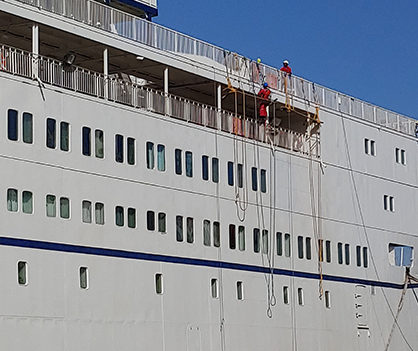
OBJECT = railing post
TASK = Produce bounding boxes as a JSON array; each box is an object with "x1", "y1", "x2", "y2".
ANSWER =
[
  {"x1": 103, "y1": 47, "x2": 108, "y2": 100},
  {"x1": 164, "y1": 67, "x2": 169, "y2": 115},
  {"x1": 217, "y1": 84, "x2": 222, "y2": 130},
  {"x1": 32, "y1": 23, "x2": 39, "y2": 79}
]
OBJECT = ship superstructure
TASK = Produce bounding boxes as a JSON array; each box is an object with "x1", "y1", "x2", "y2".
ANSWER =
[{"x1": 0, "y1": 0, "x2": 417, "y2": 350}]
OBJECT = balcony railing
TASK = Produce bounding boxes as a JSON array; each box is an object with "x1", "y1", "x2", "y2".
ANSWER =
[
  {"x1": 0, "y1": 44, "x2": 319, "y2": 157},
  {"x1": 9, "y1": 0, "x2": 417, "y2": 137}
]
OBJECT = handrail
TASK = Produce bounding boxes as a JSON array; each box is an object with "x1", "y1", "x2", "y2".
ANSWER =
[
  {"x1": 10, "y1": 0, "x2": 417, "y2": 137},
  {"x1": 0, "y1": 44, "x2": 319, "y2": 157}
]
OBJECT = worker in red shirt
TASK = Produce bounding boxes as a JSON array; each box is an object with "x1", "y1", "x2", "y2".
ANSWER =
[
  {"x1": 257, "y1": 82, "x2": 271, "y2": 124},
  {"x1": 280, "y1": 60, "x2": 292, "y2": 75}
]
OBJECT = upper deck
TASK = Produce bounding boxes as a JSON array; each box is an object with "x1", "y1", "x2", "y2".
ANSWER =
[{"x1": 0, "y1": 0, "x2": 416, "y2": 145}]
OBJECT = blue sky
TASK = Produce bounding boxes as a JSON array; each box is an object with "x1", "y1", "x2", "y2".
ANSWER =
[{"x1": 155, "y1": 0, "x2": 418, "y2": 119}]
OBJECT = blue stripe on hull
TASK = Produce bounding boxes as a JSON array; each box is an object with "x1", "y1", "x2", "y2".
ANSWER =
[{"x1": 0, "y1": 236, "x2": 415, "y2": 290}]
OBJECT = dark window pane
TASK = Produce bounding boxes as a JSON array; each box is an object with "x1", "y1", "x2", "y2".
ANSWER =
[
  {"x1": 127, "y1": 137, "x2": 135, "y2": 165},
  {"x1": 60, "y1": 122, "x2": 69, "y2": 151},
  {"x1": 82, "y1": 127, "x2": 91, "y2": 156},
  {"x1": 95, "y1": 130, "x2": 104, "y2": 158},
  {"x1": 212, "y1": 158, "x2": 219, "y2": 183},
  {"x1": 46, "y1": 118, "x2": 56, "y2": 148},
  {"x1": 252, "y1": 167, "x2": 258, "y2": 191},
  {"x1": 186, "y1": 151, "x2": 193, "y2": 177},
  {"x1": 146, "y1": 142, "x2": 154, "y2": 169},
  {"x1": 175, "y1": 149, "x2": 182, "y2": 175},
  {"x1": 229, "y1": 224, "x2": 236, "y2": 250},
  {"x1": 115, "y1": 134, "x2": 124, "y2": 163},
  {"x1": 261, "y1": 169, "x2": 267, "y2": 193},
  {"x1": 23, "y1": 112, "x2": 33, "y2": 144},
  {"x1": 202, "y1": 155, "x2": 209, "y2": 180},
  {"x1": 176, "y1": 216, "x2": 183, "y2": 241},
  {"x1": 227, "y1": 161, "x2": 234, "y2": 186},
  {"x1": 115, "y1": 206, "x2": 124, "y2": 226},
  {"x1": 147, "y1": 211, "x2": 155, "y2": 231},
  {"x1": 8, "y1": 109, "x2": 18, "y2": 141},
  {"x1": 253, "y1": 228, "x2": 260, "y2": 253},
  {"x1": 237, "y1": 164, "x2": 243, "y2": 188}
]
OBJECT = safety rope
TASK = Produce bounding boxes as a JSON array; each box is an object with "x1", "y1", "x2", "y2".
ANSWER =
[{"x1": 384, "y1": 270, "x2": 412, "y2": 351}]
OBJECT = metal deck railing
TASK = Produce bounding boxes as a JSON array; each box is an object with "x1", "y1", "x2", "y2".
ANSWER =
[
  {"x1": 9, "y1": 0, "x2": 417, "y2": 137},
  {"x1": 0, "y1": 44, "x2": 319, "y2": 157}
]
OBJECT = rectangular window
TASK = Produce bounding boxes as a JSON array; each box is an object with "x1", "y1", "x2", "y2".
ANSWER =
[
  {"x1": 395, "y1": 148, "x2": 400, "y2": 163},
  {"x1": 147, "y1": 210, "x2": 155, "y2": 231},
  {"x1": 356, "y1": 245, "x2": 361, "y2": 267},
  {"x1": 389, "y1": 244, "x2": 414, "y2": 267},
  {"x1": 46, "y1": 194, "x2": 56, "y2": 217},
  {"x1": 127, "y1": 137, "x2": 135, "y2": 165},
  {"x1": 79, "y1": 267, "x2": 88, "y2": 289},
  {"x1": 211, "y1": 278, "x2": 218, "y2": 298},
  {"x1": 227, "y1": 161, "x2": 234, "y2": 186},
  {"x1": 128, "y1": 208, "x2": 136, "y2": 228},
  {"x1": 95, "y1": 129, "x2": 104, "y2": 158},
  {"x1": 325, "y1": 291, "x2": 331, "y2": 309},
  {"x1": 212, "y1": 158, "x2": 219, "y2": 183},
  {"x1": 370, "y1": 140, "x2": 376, "y2": 156},
  {"x1": 46, "y1": 118, "x2": 56, "y2": 148},
  {"x1": 115, "y1": 206, "x2": 124, "y2": 226},
  {"x1": 7, "y1": 188, "x2": 18, "y2": 212},
  {"x1": 306, "y1": 237, "x2": 312, "y2": 260},
  {"x1": 146, "y1": 142, "x2": 154, "y2": 169},
  {"x1": 95, "y1": 202, "x2": 104, "y2": 225},
  {"x1": 252, "y1": 167, "x2": 258, "y2": 191},
  {"x1": 236, "y1": 281, "x2": 243, "y2": 300},
  {"x1": 8, "y1": 109, "x2": 18, "y2": 141},
  {"x1": 262, "y1": 229, "x2": 269, "y2": 254},
  {"x1": 364, "y1": 138, "x2": 369, "y2": 154},
  {"x1": 229, "y1": 224, "x2": 236, "y2": 250},
  {"x1": 60, "y1": 121, "x2": 70, "y2": 151},
  {"x1": 237, "y1": 163, "x2": 243, "y2": 188},
  {"x1": 157, "y1": 144, "x2": 165, "y2": 171},
  {"x1": 18, "y1": 261, "x2": 27, "y2": 285},
  {"x1": 345, "y1": 244, "x2": 350, "y2": 265},
  {"x1": 202, "y1": 155, "x2": 209, "y2": 180},
  {"x1": 158, "y1": 212, "x2": 166, "y2": 233},
  {"x1": 276, "y1": 232, "x2": 283, "y2": 256},
  {"x1": 384, "y1": 195, "x2": 395, "y2": 212},
  {"x1": 401, "y1": 149, "x2": 406, "y2": 165},
  {"x1": 260, "y1": 169, "x2": 267, "y2": 193},
  {"x1": 284, "y1": 233, "x2": 291, "y2": 257},
  {"x1": 238, "y1": 226, "x2": 245, "y2": 251},
  {"x1": 23, "y1": 112, "x2": 33, "y2": 144},
  {"x1": 82, "y1": 126, "x2": 91, "y2": 156},
  {"x1": 21, "y1": 191, "x2": 32, "y2": 214},
  {"x1": 82, "y1": 200, "x2": 92, "y2": 223},
  {"x1": 298, "y1": 288, "x2": 304, "y2": 305},
  {"x1": 187, "y1": 217, "x2": 194, "y2": 243},
  {"x1": 155, "y1": 273, "x2": 163, "y2": 294},
  {"x1": 325, "y1": 240, "x2": 331, "y2": 263},
  {"x1": 298, "y1": 236, "x2": 304, "y2": 259},
  {"x1": 337, "y1": 242, "x2": 343, "y2": 264},
  {"x1": 363, "y1": 247, "x2": 368, "y2": 268},
  {"x1": 115, "y1": 134, "x2": 124, "y2": 163},
  {"x1": 213, "y1": 222, "x2": 220, "y2": 247},
  {"x1": 176, "y1": 215, "x2": 183, "y2": 241},
  {"x1": 175, "y1": 149, "x2": 182, "y2": 175},
  {"x1": 185, "y1": 151, "x2": 193, "y2": 177},
  {"x1": 253, "y1": 228, "x2": 260, "y2": 253},
  {"x1": 390, "y1": 196, "x2": 395, "y2": 212},
  {"x1": 283, "y1": 286, "x2": 289, "y2": 304},
  {"x1": 60, "y1": 197, "x2": 70, "y2": 219},
  {"x1": 203, "y1": 220, "x2": 211, "y2": 246}
]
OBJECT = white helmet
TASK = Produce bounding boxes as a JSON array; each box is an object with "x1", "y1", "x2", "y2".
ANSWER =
[{"x1": 283, "y1": 60, "x2": 289, "y2": 64}]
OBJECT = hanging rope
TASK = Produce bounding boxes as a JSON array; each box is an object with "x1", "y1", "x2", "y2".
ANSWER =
[{"x1": 384, "y1": 270, "x2": 412, "y2": 351}]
